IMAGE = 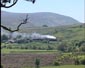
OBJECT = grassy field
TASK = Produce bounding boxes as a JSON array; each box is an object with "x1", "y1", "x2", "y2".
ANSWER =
[
  {"x1": 23, "y1": 65, "x2": 85, "y2": 68},
  {"x1": 1, "y1": 24, "x2": 85, "y2": 68},
  {"x1": 1, "y1": 49, "x2": 58, "y2": 54},
  {"x1": 1, "y1": 24, "x2": 84, "y2": 51},
  {"x1": 41, "y1": 65, "x2": 85, "y2": 68}
]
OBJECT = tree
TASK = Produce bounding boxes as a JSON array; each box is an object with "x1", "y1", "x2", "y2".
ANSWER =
[
  {"x1": 1, "y1": 64, "x2": 3, "y2": 68},
  {"x1": 1, "y1": 0, "x2": 36, "y2": 8},
  {"x1": 1, "y1": 34, "x2": 9, "y2": 42},
  {"x1": 75, "y1": 58, "x2": 80, "y2": 65},
  {"x1": 1, "y1": 0, "x2": 36, "y2": 32},
  {"x1": 35, "y1": 58, "x2": 40, "y2": 68},
  {"x1": 80, "y1": 59, "x2": 85, "y2": 65},
  {"x1": 42, "y1": 25, "x2": 48, "y2": 27},
  {"x1": 79, "y1": 45, "x2": 85, "y2": 52},
  {"x1": 1, "y1": 14, "x2": 30, "y2": 32},
  {"x1": 57, "y1": 42, "x2": 68, "y2": 52},
  {"x1": 47, "y1": 45, "x2": 54, "y2": 50}
]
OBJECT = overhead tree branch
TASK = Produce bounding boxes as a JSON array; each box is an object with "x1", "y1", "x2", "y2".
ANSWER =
[
  {"x1": 1, "y1": 0, "x2": 36, "y2": 8},
  {"x1": 1, "y1": 14, "x2": 29, "y2": 32},
  {"x1": 1, "y1": 0, "x2": 36, "y2": 32},
  {"x1": 1, "y1": 0, "x2": 18, "y2": 8}
]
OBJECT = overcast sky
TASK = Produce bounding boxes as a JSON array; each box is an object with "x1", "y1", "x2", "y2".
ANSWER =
[{"x1": 1, "y1": 0, "x2": 84, "y2": 23}]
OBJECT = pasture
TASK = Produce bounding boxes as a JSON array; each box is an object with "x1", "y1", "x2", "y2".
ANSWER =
[
  {"x1": 41, "y1": 65, "x2": 85, "y2": 68},
  {"x1": 1, "y1": 49, "x2": 58, "y2": 54},
  {"x1": 23, "y1": 65, "x2": 85, "y2": 68},
  {"x1": 1, "y1": 24, "x2": 85, "y2": 68}
]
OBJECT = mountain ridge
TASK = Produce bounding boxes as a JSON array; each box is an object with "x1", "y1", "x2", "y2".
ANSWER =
[{"x1": 1, "y1": 11, "x2": 80, "y2": 29}]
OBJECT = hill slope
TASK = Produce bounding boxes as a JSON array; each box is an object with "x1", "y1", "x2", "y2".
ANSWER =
[{"x1": 1, "y1": 11, "x2": 80, "y2": 29}]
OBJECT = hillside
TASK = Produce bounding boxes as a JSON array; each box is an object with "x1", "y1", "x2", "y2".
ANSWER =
[
  {"x1": 1, "y1": 23, "x2": 85, "y2": 68},
  {"x1": 1, "y1": 24, "x2": 85, "y2": 50},
  {"x1": 1, "y1": 11, "x2": 80, "y2": 29}
]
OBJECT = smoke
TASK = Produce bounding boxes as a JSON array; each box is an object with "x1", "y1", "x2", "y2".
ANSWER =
[
  {"x1": 1, "y1": 28, "x2": 9, "y2": 37},
  {"x1": 1, "y1": 29, "x2": 56, "y2": 41}
]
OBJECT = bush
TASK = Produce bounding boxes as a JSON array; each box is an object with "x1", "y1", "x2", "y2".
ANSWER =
[
  {"x1": 1, "y1": 64, "x2": 3, "y2": 68},
  {"x1": 57, "y1": 43, "x2": 68, "y2": 52},
  {"x1": 35, "y1": 58, "x2": 40, "y2": 68},
  {"x1": 54, "y1": 61, "x2": 60, "y2": 66},
  {"x1": 80, "y1": 59, "x2": 85, "y2": 65},
  {"x1": 1, "y1": 34, "x2": 9, "y2": 42},
  {"x1": 79, "y1": 45, "x2": 85, "y2": 52},
  {"x1": 42, "y1": 25, "x2": 48, "y2": 27},
  {"x1": 75, "y1": 59, "x2": 80, "y2": 65}
]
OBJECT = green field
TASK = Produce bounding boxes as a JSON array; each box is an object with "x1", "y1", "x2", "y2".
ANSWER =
[
  {"x1": 1, "y1": 24, "x2": 85, "y2": 52},
  {"x1": 1, "y1": 24, "x2": 85, "y2": 68},
  {"x1": 23, "y1": 65, "x2": 85, "y2": 68},
  {"x1": 1, "y1": 49, "x2": 58, "y2": 54},
  {"x1": 41, "y1": 65, "x2": 85, "y2": 68}
]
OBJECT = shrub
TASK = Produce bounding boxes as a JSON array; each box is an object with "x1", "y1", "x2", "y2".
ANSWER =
[
  {"x1": 54, "y1": 61, "x2": 60, "y2": 66},
  {"x1": 35, "y1": 58, "x2": 40, "y2": 68},
  {"x1": 42, "y1": 25, "x2": 48, "y2": 27},
  {"x1": 80, "y1": 59, "x2": 85, "y2": 65},
  {"x1": 1, "y1": 64, "x2": 3, "y2": 68},
  {"x1": 1, "y1": 34, "x2": 9, "y2": 42},
  {"x1": 57, "y1": 43, "x2": 68, "y2": 52},
  {"x1": 75, "y1": 59, "x2": 80, "y2": 65},
  {"x1": 79, "y1": 45, "x2": 85, "y2": 52}
]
